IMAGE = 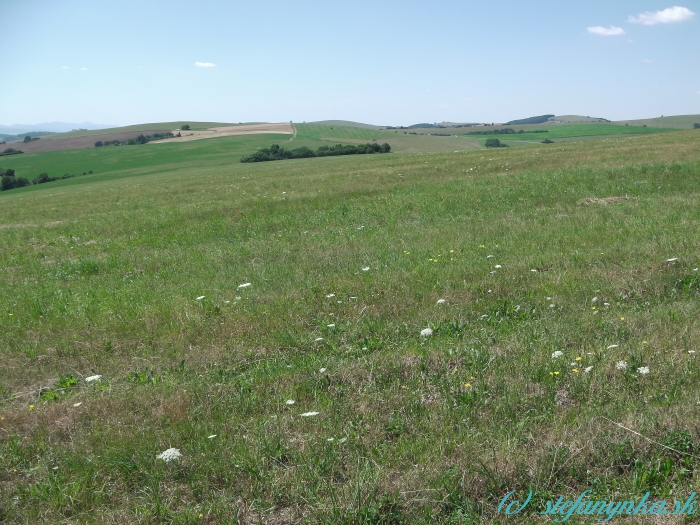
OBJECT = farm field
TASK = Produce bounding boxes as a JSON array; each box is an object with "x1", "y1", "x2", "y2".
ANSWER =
[{"x1": 1, "y1": 129, "x2": 700, "y2": 523}]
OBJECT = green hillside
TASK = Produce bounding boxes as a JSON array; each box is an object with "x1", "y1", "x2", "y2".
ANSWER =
[
  {"x1": 2, "y1": 128, "x2": 700, "y2": 522},
  {"x1": 614, "y1": 114, "x2": 700, "y2": 129}
]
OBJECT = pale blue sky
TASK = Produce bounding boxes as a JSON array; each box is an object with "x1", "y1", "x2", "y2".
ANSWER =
[{"x1": 1, "y1": 1, "x2": 698, "y2": 126}]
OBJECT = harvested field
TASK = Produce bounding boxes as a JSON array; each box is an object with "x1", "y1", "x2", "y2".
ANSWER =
[
  {"x1": 3, "y1": 131, "x2": 163, "y2": 153},
  {"x1": 150, "y1": 122, "x2": 294, "y2": 143}
]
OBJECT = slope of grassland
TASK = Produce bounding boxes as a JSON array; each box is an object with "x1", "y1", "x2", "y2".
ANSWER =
[
  {"x1": 44, "y1": 122, "x2": 244, "y2": 140},
  {"x1": 1, "y1": 131, "x2": 700, "y2": 523},
  {"x1": 615, "y1": 114, "x2": 700, "y2": 129}
]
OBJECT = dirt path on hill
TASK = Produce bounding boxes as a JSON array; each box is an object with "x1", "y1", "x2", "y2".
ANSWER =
[{"x1": 150, "y1": 123, "x2": 294, "y2": 144}]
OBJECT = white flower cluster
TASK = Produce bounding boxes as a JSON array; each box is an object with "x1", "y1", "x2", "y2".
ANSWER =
[{"x1": 156, "y1": 448, "x2": 182, "y2": 463}]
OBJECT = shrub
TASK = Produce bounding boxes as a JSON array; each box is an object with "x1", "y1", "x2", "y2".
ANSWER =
[
  {"x1": 485, "y1": 138, "x2": 508, "y2": 148},
  {"x1": 0, "y1": 148, "x2": 23, "y2": 156},
  {"x1": 694, "y1": 123, "x2": 700, "y2": 129},
  {"x1": 542, "y1": 138, "x2": 554, "y2": 144},
  {"x1": 181, "y1": 124, "x2": 191, "y2": 130},
  {"x1": 94, "y1": 141, "x2": 103, "y2": 147}
]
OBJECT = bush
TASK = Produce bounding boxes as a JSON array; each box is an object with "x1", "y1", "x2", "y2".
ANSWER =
[
  {"x1": 694, "y1": 123, "x2": 700, "y2": 129},
  {"x1": 0, "y1": 148, "x2": 23, "y2": 156},
  {"x1": 94, "y1": 141, "x2": 103, "y2": 147},
  {"x1": 485, "y1": 138, "x2": 508, "y2": 148},
  {"x1": 241, "y1": 143, "x2": 391, "y2": 163},
  {"x1": 181, "y1": 125, "x2": 191, "y2": 130},
  {"x1": 542, "y1": 138, "x2": 554, "y2": 144}
]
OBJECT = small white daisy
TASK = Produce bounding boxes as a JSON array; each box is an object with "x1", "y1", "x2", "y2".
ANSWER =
[
  {"x1": 238, "y1": 283, "x2": 251, "y2": 288},
  {"x1": 325, "y1": 293, "x2": 335, "y2": 298},
  {"x1": 208, "y1": 435, "x2": 217, "y2": 439},
  {"x1": 436, "y1": 299, "x2": 446, "y2": 305},
  {"x1": 286, "y1": 399, "x2": 295, "y2": 405},
  {"x1": 327, "y1": 324, "x2": 335, "y2": 328},
  {"x1": 156, "y1": 448, "x2": 182, "y2": 462},
  {"x1": 637, "y1": 366, "x2": 650, "y2": 375},
  {"x1": 196, "y1": 296, "x2": 205, "y2": 300},
  {"x1": 300, "y1": 411, "x2": 319, "y2": 417},
  {"x1": 314, "y1": 337, "x2": 324, "y2": 342},
  {"x1": 362, "y1": 267, "x2": 370, "y2": 271},
  {"x1": 494, "y1": 265, "x2": 502, "y2": 269},
  {"x1": 549, "y1": 304, "x2": 555, "y2": 308},
  {"x1": 73, "y1": 402, "x2": 82, "y2": 407},
  {"x1": 552, "y1": 351, "x2": 564, "y2": 359},
  {"x1": 607, "y1": 344, "x2": 619, "y2": 349},
  {"x1": 85, "y1": 375, "x2": 102, "y2": 382},
  {"x1": 616, "y1": 361, "x2": 627, "y2": 370},
  {"x1": 591, "y1": 297, "x2": 598, "y2": 303},
  {"x1": 487, "y1": 255, "x2": 494, "y2": 258},
  {"x1": 584, "y1": 366, "x2": 593, "y2": 373},
  {"x1": 420, "y1": 328, "x2": 433, "y2": 338},
  {"x1": 319, "y1": 368, "x2": 327, "y2": 373},
  {"x1": 666, "y1": 258, "x2": 678, "y2": 263},
  {"x1": 531, "y1": 269, "x2": 538, "y2": 272},
  {"x1": 689, "y1": 351, "x2": 696, "y2": 355}
]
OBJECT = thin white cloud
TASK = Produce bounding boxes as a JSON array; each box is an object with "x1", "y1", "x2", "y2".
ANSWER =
[
  {"x1": 81, "y1": 67, "x2": 88, "y2": 71},
  {"x1": 588, "y1": 26, "x2": 626, "y2": 36},
  {"x1": 628, "y1": 6, "x2": 695, "y2": 25},
  {"x1": 194, "y1": 62, "x2": 217, "y2": 67},
  {"x1": 61, "y1": 66, "x2": 69, "y2": 69},
  {"x1": 641, "y1": 58, "x2": 654, "y2": 63}
]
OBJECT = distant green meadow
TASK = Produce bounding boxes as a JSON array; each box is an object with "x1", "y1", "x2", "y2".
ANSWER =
[{"x1": 1, "y1": 124, "x2": 700, "y2": 523}]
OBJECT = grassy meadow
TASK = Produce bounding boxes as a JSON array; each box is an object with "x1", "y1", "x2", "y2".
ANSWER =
[{"x1": 1, "y1": 127, "x2": 700, "y2": 523}]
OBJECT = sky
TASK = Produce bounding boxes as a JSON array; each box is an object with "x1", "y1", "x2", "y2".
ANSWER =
[{"x1": 1, "y1": 0, "x2": 699, "y2": 127}]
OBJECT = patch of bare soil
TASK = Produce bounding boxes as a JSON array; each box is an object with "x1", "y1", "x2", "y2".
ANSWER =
[
  {"x1": 579, "y1": 196, "x2": 632, "y2": 205},
  {"x1": 150, "y1": 123, "x2": 294, "y2": 144},
  {"x1": 2, "y1": 131, "x2": 164, "y2": 153}
]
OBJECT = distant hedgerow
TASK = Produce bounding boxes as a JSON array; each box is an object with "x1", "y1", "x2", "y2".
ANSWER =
[
  {"x1": 241, "y1": 142, "x2": 391, "y2": 163},
  {"x1": 485, "y1": 138, "x2": 508, "y2": 148}
]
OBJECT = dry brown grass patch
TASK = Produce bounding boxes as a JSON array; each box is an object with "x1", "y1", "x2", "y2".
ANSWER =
[{"x1": 579, "y1": 196, "x2": 632, "y2": 205}]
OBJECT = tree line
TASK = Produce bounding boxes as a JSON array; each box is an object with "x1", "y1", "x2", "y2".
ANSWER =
[
  {"x1": 95, "y1": 132, "x2": 175, "y2": 147},
  {"x1": 1, "y1": 168, "x2": 93, "y2": 192},
  {"x1": 466, "y1": 128, "x2": 548, "y2": 136},
  {"x1": 241, "y1": 142, "x2": 391, "y2": 163},
  {"x1": 0, "y1": 148, "x2": 23, "y2": 156}
]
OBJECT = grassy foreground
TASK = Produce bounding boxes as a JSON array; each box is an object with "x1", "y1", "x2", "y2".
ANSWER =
[{"x1": 1, "y1": 130, "x2": 700, "y2": 523}]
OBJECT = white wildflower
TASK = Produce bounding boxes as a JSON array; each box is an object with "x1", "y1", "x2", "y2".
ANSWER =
[
  {"x1": 286, "y1": 399, "x2": 295, "y2": 405},
  {"x1": 637, "y1": 366, "x2": 650, "y2": 375},
  {"x1": 338, "y1": 437, "x2": 347, "y2": 444},
  {"x1": 325, "y1": 293, "x2": 335, "y2": 298},
  {"x1": 156, "y1": 448, "x2": 182, "y2": 463},
  {"x1": 531, "y1": 269, "x2": 538, "y2": 272},
  {"x1": 196, "y1": 296, "x2": 205, "y2": 300},
  {"x1": 549, "y1": 304, "x2": 555, "y2": 308},
  {"x1": 607, "y1": 344, "x2": 619, "y2": 349},
  {"x1": 436, "y1": 299, "x2": 446, "y2": 305},
  {"x1": 494, "y1": 265, "x2": 502, "y2": 269},
  {"x1": 689, "y1": 351, "x2": 696, "y2": 355},
  {"x1": 616, "y1": 361, "x2": 627, "y2": 370},
  {"x1": 85, "y1": 375, "x2": 102, "y2": 382},
  {"x1": 420, "y1": 328, "x2": 433, "y2": 338},
  {"x1": 237, "y1": 283, "x2": 251, "y2": 288},
  {"x1": 487, "y1": 255, "x2": 494, "y2": 258},
  {"x1": 208, "y1": 435, "x2": 217, "y2": 439},
  {"x1": 314, "y1": 337, "x2": 324, "y2": 342},
  {"x1": 591, "y1": 297, "x2": 598, "y2": 303},
  {"x1": 362, "y1": 267, "x2": 370, "y2": 271},
  {"x1": 319, "y1": 368, "x2": 327, "y2": 373},
  {"x1": 300, "y1": 411, "x2": 319, "y2": 417},
  {"x1": 327, "y1": 438, "x2": 335, "y2": 442},
  {"x1": 552, "y1": 351, "x2": 564, "y2": 359},
  {"x1": 546, "y1": 297, "x2": 552, "y2": 300},
  {"x1": 584, "y1": 366, "x2": 593, "y2": 373},
  {"x1": 73, "y1": 402, "x2": 82, "y2": 407},
  {"x1": 666, "y1": 258, "x2": 678, "y2": 263},
  {"x1": 327, "y1": 324, "x2": 335, "y2": 328}
]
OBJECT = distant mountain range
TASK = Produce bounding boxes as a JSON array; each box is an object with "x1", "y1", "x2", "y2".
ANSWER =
[{"x1": 0, "y1": 122, "x2": 115, "y2": 135}]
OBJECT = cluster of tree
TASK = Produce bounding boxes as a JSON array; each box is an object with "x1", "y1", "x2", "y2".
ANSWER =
[
  {"x1": 694, "y1": 123, "x2": 700, "y2": 129},
  {"x1": 466, "y1": 128, "x2": 548, "y2": 136},
  {"x1": 0, "y1": 148, "x2": 23, "y2": 156},
  {"x1": 505, "y1": 115, "x2": 555, "y2": 125},
  {"x1": 23, "y1": 135, "x2": 40, "y2": 143},
  {"x1": 0, "y1": 168, "x2": 30, "y2": 191},
  {"x1": 181, "y1": 125, "x2": 191, "y2": 130},
  {"x1": 542, "y1": 138, "x2": 555, "y2": 144},
  {"x1": 485, "y1": 138, "x2": 508, "y2": 148},
  {"x1": 0, "y1": 167, "x2": 94, "y2": 192},
  {"x1": 241, "y1": 142, "x2": 391, "y2": 163},
  {"x1": 95, "y1": 132, "x2": 174, "y2": 148}
]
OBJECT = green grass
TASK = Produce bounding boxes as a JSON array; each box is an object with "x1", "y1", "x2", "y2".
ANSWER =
[
  {"x1": 46, "y1": 122, "x2": 251, "y2": 140},
  {"x1": 616, "y1": 114, "x2": 700, "y2": 129},
  {"x1": 1, "y1": 129, "x2": 700, "y2": 523}
]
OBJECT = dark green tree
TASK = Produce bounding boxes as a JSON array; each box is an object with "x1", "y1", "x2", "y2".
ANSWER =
[
  {"x1": 94, "y1": 141, "x2": 103, "y2": 147},
  {"x1": 694, "y1": 123, "x2": 700, "y2": 129},
  {"x1": 181, "y1": 125, "x2": 191, "y2": 130}
]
